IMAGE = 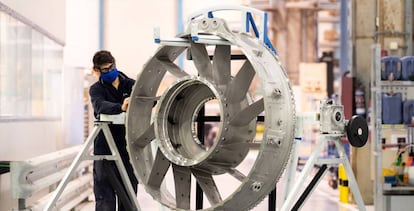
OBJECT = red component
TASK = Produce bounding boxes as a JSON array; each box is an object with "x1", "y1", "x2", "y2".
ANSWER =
[{"x1": 381, "y1": 49, "x2": 388, "y2": 57}]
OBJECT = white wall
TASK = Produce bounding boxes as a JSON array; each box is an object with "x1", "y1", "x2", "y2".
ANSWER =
[
  {"x1": 0, "y1": 0, "x2": 98, "y2": 156},
  {"x1": 103, "y1": 0, "x2": 245, "y2": 79},
  {"x1": 64, "y1": 0, "x2": 100, "y2": 67},
  {"x1": 61, "y1": 66, "x2": 85, "y2": 146},
  {"x1": 182, "y1": 0, "x2": 244, "y2": 19},
  {"x1": 0, "y1": 0, "x2": 65, "y2": 201},
  {"x1": 63, "y1": 0, "x2": 100, "y2": 146},
  {"x1": 0, "y1": 0, "x2": 67, "y2": 161},
  {"x1": 0, "y1": 0, "x2": 97, "y2": 208},
  {"x1": 0, "y1": 0, "x2": 65, "y2": 42},
  {"x1": 104, "y1": 0, "x2": 177, "y2": 78}
]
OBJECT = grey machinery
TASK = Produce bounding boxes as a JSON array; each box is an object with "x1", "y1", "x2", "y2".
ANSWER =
[
  {"x1": 125, "y1": 5, "x2": 368, "y2": 211},
  {"x1": 126, "y1": 6, "x2": 295, "y2": 211}
]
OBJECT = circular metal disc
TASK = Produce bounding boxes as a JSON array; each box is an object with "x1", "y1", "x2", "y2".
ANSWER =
[
  {"x1": 346, "y1": 115, "x2": 369, "y2": 148},
  {"x1": 126, "y1": 17, "x2": 295, "y2": 211}
]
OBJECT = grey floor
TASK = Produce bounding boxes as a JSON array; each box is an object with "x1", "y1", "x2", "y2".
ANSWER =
[
  {"x1": 133, "y1": 170, "x2": 374, "y2": 211},
  {"x1": 79, "y1": 150, "x2": 375, "y2": 211}
]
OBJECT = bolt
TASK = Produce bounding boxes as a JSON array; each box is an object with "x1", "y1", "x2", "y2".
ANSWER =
[
  {"x1": 277, "y1": 119, "x2": 282, "y2": 126},
  {"x1": 200, "y1": 19, "x2": 209, "y2": 29},
  {"x1": 212, "y1": 20, "x2": 219, "y2": 29},
  {"x1": 276, "y1": 139, "x2": 282, "y2": 146},
  {"x1": 251, "y1": 182, "x2": 262, "y2": 192},
  {"x1": 268, "y1": 137, "x2": 282, "y2": 147},
  {"x1": 273, "y1": 88, "x2": 281, "y2": 97},
  {"x1": 252, "y1": 49, "x2": 263, "y2": 57}
]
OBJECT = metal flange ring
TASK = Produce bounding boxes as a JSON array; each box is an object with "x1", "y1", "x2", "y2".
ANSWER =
[{"x1": 126, "y1": 16, "x2": 295, "y2": 211}]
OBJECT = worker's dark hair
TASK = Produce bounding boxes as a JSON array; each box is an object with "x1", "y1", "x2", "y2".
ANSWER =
[{"x1": 93, "y1": 50, "x2": 115, "y2": 69}]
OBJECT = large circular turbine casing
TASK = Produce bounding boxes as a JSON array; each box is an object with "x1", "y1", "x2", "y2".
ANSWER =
[{"x1": 126, "y1": 15, "x2": 295, "y2": 211}]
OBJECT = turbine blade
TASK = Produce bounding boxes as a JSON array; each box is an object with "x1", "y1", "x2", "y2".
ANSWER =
[
  {"x1": 130, "y1": 123, "x2": 155, "y2": 148},
  {"x1": 172, "y1": 164, "x2": 191, "y2": 209},
  {"x1": 146, "y1": 148, "x2": 171, "y2": 188},
  {"x1": 226, "y1": 60, "x2": 255, "y2": 103},
  {"x1": 157, "y1": 58, "x2": 189, "y2": 78},
  {"x1": 190, "y1": 42, "x2": 212, "y2": 79},
  {"x1": 212, "y1": 45, "x2": 231, "y2": 85},
  {"x1": 230, "y1": 98, "x2": 264, "y2": 126},
  {"x1": 226, "y1": 168, "x2": 247, "y2": 182},
  {"x1": 191, "y1": 169, "x2": 222, "y2": 205}
]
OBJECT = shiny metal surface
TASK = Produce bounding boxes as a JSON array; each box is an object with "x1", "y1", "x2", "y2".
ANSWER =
[{"x1": 126, "y1": 16, "x2": 295, "y2": 211}]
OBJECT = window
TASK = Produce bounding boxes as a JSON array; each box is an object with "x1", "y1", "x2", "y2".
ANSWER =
[{"x1": 0, "y1": 10, "x2": 63, "y2": 118}]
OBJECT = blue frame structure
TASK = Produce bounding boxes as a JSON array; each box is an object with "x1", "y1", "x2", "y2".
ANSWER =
[{"x1": 188, "y1": 5, "x2": 279, "y2": 56}]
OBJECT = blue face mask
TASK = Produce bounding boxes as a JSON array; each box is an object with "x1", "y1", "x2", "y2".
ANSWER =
[{"x1": 101, "y1": 68, "x2": 119, "y2": 83}]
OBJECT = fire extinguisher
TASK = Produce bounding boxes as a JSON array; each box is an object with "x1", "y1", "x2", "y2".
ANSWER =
[{"x1": 355, "y1": 86, "x2": 366, "y2": 118}]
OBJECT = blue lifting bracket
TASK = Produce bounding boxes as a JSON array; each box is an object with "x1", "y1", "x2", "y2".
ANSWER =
[{"x1": 154, "y1": 5, "x2": 279, "y2": 56}]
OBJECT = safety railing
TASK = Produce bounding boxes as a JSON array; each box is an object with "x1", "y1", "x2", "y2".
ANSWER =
[{"x1": 10, "y1": 145, "x2": 93, "y2": 210}]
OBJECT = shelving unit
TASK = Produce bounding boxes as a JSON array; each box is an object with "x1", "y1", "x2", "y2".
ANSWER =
[
  {"x1": 316, "y1": 1, "x2": 340, "y2": 56},
  {"x1": 372, "y1": 44, "x2": 414, "y2": 211}
]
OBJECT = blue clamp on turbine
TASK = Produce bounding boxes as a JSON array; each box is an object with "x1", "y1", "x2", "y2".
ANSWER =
[{"x1": 187, "y1": 5, "x2": 279, "y2": 56}]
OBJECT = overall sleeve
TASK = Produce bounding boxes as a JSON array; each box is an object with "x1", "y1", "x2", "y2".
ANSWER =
[
  {"x1": 127, "y1": 79, "x2": 135, "y2": 94},
  {"x1": 89, "y1": 85, "x2": 123, "y2": 116}
]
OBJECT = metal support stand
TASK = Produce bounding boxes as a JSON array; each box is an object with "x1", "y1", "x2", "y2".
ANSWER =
[
  {"x1": 268, "y1": 188, "x2": 276, "y2": 211},
  {"x1": 196, "y1": 106, "x2": 206, "y2": 210},
  {"x1": 280, "y1": 134, "x2": 366, "y2": 211},
  {"x1": 44, "y1": 121, "x2": 140, "y2": 211},
  {"x1": 292, "y1": 164, "x2": 328, "y2": 210},
  {"x1": 283, "y1": 138, "x2": 301, "y2": 202}
]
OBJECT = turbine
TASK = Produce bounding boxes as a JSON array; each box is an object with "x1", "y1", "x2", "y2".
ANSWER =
[{"x1": 126, "y1": 6, "x2": 296, "y2": 211}]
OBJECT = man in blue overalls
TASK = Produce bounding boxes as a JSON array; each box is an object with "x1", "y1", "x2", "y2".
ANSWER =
[{"x1": 89, "y1": 50, "x2": 138, "y2": 211}]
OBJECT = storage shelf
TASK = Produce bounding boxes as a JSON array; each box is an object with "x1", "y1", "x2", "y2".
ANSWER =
[
  {"x1": 318, "y1": 16, "x2": 340, "y2": 23},
  {"x1": 382, "y1": 124, "x2": 408, "y2": 129},
  {"x1": 318, "y1": 41, "x2": 340, "y2": 48},
  {"x1": 381, "y1": 80, "x2": 414, "y2": 87},
  {"x1": 383, "y1": 185, "x2": 414, "y2": 195},
  {"x1": 382, "y1": 143, "x2": 411, "y2": 149},
  {"x1": 372, "y1": 44, "x2": 414, "y2": 211}
]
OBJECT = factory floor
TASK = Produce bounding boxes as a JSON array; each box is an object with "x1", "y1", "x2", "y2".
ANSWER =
[
  {"x1": 137, "y1": 168, "x2": 374, "y2": 211},
  {"x1": 78, "y1": 159, "x2": 375, "y2": 211}
]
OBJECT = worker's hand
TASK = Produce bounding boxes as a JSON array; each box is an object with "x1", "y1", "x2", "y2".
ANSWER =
[{"x1": 121, "y1": 97, "x2": 130, "y2": 111}]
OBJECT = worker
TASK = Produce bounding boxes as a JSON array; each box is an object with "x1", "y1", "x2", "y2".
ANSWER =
[{"x1": 89, "y1": 50, "x2": 138, "y2": 210}]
